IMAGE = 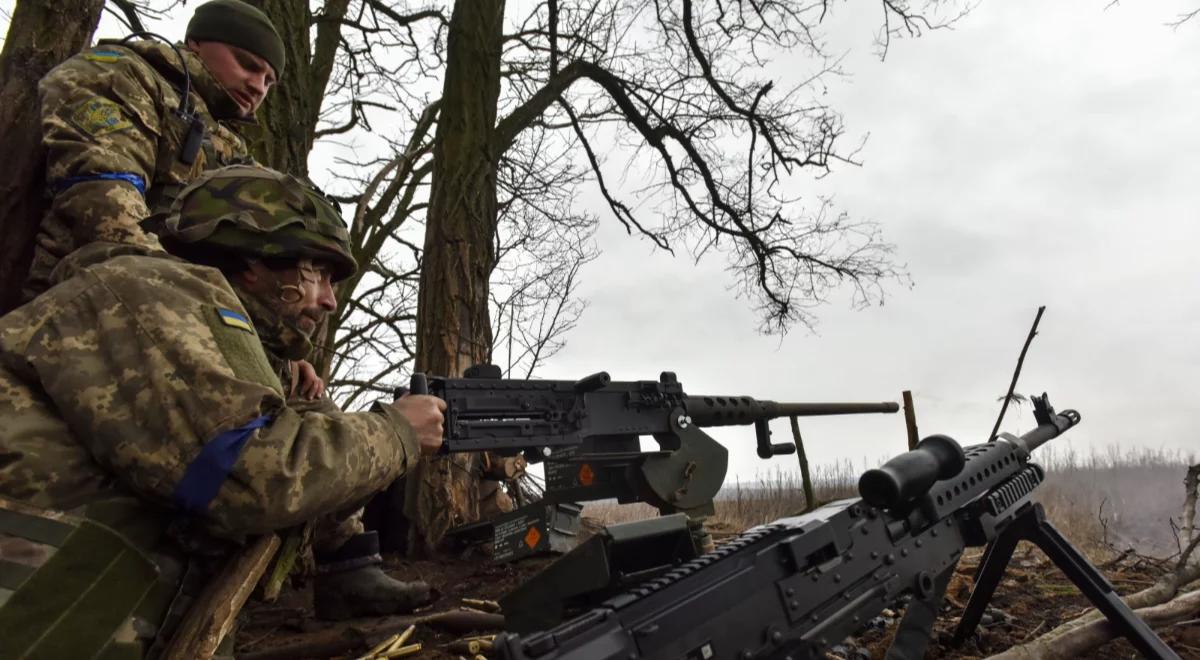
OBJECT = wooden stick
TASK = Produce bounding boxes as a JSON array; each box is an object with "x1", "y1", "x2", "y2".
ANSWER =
[
  {"x1": 902, "y1": 390, "x2": 919, "y2": 450},
  {"x1": 161, "y1": 533, "x2": 281, "y2": 660},
  {"x1": 988, "y1": 306, "x2": 1045, "y2": 441},
  {"x1": 260, "y1": 526, "x2": 305, "y2": 603},
  {"x1": 789, "y1": 416, "x2": 816, "y2": 513}
]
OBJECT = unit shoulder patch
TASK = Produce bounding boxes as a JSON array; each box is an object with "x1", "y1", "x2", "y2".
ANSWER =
[
  {"x1": 206, "y1": 307, "x2": 283, "y2": 394},
  {"x1": 69, "y1": 97, "x2": 134, "y2": 137}
]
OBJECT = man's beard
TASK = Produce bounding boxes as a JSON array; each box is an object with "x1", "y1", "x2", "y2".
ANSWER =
[
  {"x1": 291, "y1": 310, "x2": 324, "y2": 338},
  {"x1": 228, "y1": 282, "x2": 317, "y2": 362}
]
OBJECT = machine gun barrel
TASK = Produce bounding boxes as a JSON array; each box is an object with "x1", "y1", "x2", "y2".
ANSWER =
[{"x1": 685, "y1": 397, "x2": 898, "y2": 426}]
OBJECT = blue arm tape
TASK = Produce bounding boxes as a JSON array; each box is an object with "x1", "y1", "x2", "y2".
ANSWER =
[
  {"x1": 54, "y1": 172, "x2": 147, "y2": 197},
  {"x1": 173, "y1": 414, "x2": 273, "y2": 514}
]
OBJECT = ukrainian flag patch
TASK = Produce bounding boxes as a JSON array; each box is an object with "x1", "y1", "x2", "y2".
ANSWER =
[
  {"x1": 217, "y1": 308, "x2": 255, "y2": 333},
  {"x1": 84, "y1": 49, "x2": 124, "y2": 63}
]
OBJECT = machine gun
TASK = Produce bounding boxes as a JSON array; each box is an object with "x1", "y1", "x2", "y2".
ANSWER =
[
  {"x1": 404, "y1": 364, "x2": 897, "y2": 560},
  {"x1": 493, "y1": 395, "x2": 1181, "y2": 660}
]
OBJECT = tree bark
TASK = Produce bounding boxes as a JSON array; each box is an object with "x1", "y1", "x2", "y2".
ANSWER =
[
  {"x1": 1182, "y1": 464, "x2": 1199, "y2": 547},
  {"x1": 241, "y1": 0, "x2": 350, "y2": 176},
  {"x1": 406, "y1": 0, "x2": 506, "y2": 555},
  {"x1": 0, "y1": 0, "x2": 104, "y2": 315}
]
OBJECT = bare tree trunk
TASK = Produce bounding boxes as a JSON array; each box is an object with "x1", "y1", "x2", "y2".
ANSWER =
[
  {"x1": 406, "y1": 0, "x2": 506, "y2": 555},
  {"x1": 240, "y1": 0, "x2": 348, "y2": 177},
  {"x1": 242, "y1": 0, "x2": 313, "y2": 176},
  {"x1": 1182, "y1": 464, "x2": 1199, "y2": 547},
  {"x1": 0, "y1": 0, "x2": 104, "y2": 315}
]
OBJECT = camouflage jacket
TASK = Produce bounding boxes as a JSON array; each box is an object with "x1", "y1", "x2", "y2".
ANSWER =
[
  {"x1": 26, "y1": 39, "x2": 251, "y2": 297},
  {"x1": 0, "y1": 245, "x2": 418, "y2": 540}
]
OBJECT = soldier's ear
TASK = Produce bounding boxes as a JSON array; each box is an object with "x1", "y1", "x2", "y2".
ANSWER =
[{"x1": 232, "y1": 259, "x2": 264, "y2": 288}]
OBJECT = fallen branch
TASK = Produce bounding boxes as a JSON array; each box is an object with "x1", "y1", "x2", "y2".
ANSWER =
[
  {"x1": 163, "y1": 533, "x2": 280, "y2": 659},
  {"x1": 1099, "y1": 548, "x2": 1134, "y2": 570},
  {"x1": 984, "y1": 587, "x2": 1200, "y2": 659}
]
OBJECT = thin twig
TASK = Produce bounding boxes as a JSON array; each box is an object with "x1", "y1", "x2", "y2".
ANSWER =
[{"x1": 989, "y1": 306, "x2": 1046, "y2": 441}]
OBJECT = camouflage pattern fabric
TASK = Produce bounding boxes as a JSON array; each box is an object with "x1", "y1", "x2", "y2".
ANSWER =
[
  {"x1": 288, "y1": 392, "x2": 369, "y2": 554},
  {"x1": 0, "y1": 243, "x2": 419, "y2": 541},
  {"x1": 25, "y1": 39, "x2": 251, "y2": 300},
  {"x1": 161, "y1": 165, "x2": 359, "y2": 281}
]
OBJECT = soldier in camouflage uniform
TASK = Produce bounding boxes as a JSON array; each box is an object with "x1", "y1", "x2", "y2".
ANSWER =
[
  {"x1": 23, "y1": 0, "x2": 284, "y2": 300},
  {"x1": 158, "y1": 166, "x2": 442, "y2": 620},
  {"x1": 0, "y1": 166, "x2": 445, "y2": 655}
]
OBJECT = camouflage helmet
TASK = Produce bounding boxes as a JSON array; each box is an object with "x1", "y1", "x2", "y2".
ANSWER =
[{"x1": 160, "y1": 165, "x2": 358, "y2": 281}]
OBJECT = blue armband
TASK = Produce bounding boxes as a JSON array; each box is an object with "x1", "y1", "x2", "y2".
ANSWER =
[
  {"x1": 173, "y1": 414, "x2": 272, "y2": 514},
  {"x1": 54, "y1": 172, "x2": 147, "y2": 197}
]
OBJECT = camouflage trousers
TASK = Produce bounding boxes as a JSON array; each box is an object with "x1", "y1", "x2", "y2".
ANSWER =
[{"x1": 313, "y1": 506, "x2": 366, "y2": 555}]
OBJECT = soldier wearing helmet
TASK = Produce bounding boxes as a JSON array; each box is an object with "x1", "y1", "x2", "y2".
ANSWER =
[{"x1": 0, "y1": 165, "x2": 444, "y2": 655}]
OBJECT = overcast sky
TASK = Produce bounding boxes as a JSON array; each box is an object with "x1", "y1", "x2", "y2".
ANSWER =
[
  {"x1": 4, "y1": 0, "x2": 1196, "y2": 484},
  {"x1": 535, "y1": 0, "x2": 1200, "y2": 481}
]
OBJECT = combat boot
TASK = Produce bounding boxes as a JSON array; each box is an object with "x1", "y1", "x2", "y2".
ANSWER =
[{"x1": 313, "y1": 531, "x2": 433, "y2": 620}]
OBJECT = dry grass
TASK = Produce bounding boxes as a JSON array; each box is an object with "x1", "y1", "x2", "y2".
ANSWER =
[
  {"x1": 1036, "y1": 445, "x2": 1196, "y2": 556},
  {"x1": 584, "y1": 446, "x2": 1197, "y2": 555}
]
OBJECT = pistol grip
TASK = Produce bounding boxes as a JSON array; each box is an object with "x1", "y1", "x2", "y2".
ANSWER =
[{"x1": 409, "y1": 373, "x2": 429, "y2": 395}]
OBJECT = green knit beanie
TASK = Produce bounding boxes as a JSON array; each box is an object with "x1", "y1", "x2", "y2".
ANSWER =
[{"x1": 186, "y1": 0, "x2": 286, "y2": 77}]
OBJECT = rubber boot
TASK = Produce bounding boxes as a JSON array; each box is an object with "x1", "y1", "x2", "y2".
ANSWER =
[{"x1": 313, "y1": 531, "x2": 433, "y2": 621}]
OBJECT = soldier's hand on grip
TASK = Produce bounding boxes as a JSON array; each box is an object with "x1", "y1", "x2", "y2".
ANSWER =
[{"x1": 391, "y1": 394, "x2": 446, "y2": 456}]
